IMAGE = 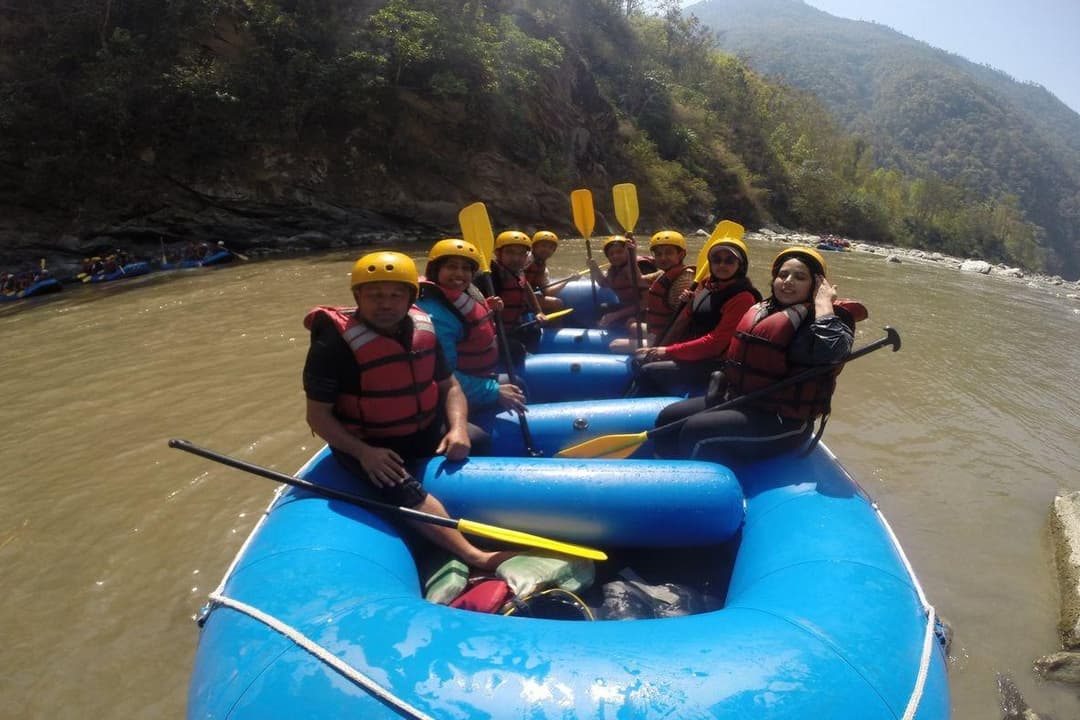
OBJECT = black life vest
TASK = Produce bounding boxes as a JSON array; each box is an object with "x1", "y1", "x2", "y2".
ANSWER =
[{"x1": 685, "y1": 277, "x2": 762, "y2": 339}]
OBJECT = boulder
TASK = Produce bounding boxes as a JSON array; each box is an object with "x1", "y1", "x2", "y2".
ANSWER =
[{"x1": 960, "y1": 259, "x2": 992, "y2": 274}]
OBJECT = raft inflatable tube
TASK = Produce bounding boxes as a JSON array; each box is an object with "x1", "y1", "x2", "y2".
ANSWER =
[
  {"x1": 162, "y1": 249, "x2": 235, "y2": 270},
  {"x1": 537, "y1": 326, "x2": 621, "y2": 353},
  {"x1": 482, "y1": 395, "x2": 679, "y2": 458},
  {"x1": 83, "y1": 261, "x2": 152, "y2": 283},
  {"x1": 187, "y1": 444, "x2": 949, "y2": 719},
  {"x1": 518, "y1": 352, "x2": 633, "y2": 403},
  {"x1": 554, "y1": 277, "x2": 618, "y2": 328}
]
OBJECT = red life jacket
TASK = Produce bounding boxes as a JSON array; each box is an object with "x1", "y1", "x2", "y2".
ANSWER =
[
  {"x1": 491, "y1": 261, "x2": 530, "y2": 326},
  {"x1": 524, "y1": 260, "x2": 547, "y2": 290},
  {"x1": 723, "y1": 299, "x2": 868, "y2": 420},
  {"x1": 645, "y1": 264, "x2": 691, "y2": 336},
  {"x1": 606, "y1": 263, "x2": 641, "y2": 306},
  {"x1": 303, "y1": 305, "x2": 440, "y2": 438},
  {"x1": 419, "y1": 281, "x2": 499, "y2": 377}
]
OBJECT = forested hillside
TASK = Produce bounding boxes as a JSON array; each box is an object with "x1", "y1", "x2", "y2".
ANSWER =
[
  {"x1": 688, "y1": 0, "x2": 1080, "y2": 278},
  {"x1": 1, "y1": 0, "x2": 1072, "y2": 278}
]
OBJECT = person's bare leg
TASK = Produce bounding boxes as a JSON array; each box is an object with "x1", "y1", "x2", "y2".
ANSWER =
[{"x1": 407, "y1": 494, "x2": 515, "y2": 571}]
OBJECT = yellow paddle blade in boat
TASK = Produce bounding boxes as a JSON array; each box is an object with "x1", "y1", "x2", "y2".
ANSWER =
[
  {"x1": 554, "y1": 431, "x2": 649, "y2": 460},
  {"x1": 612, "y1": 183, "x2": 639, "y2": 233},
  {"x1": 570, "y1": 189, "x2": 595, "y2": 240},
  {"x1": 543, "y1": 308, "x2": 574, "y2": 321},
  {"x1": 457, "y1": 519, "x2": 608, "y2": 561},
  {"x1": 459, "y1": 202, "x2": 496, "y2": 267}
]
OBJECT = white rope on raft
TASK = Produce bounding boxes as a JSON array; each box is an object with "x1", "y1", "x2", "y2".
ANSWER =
[
  {"x1": 871, "y1": 499, "x2": 939, "y2": 720},
  {"x1": 825, "y1": 443, "x2": 939, "y2": 720},
  {"x1": 208, "y1": 591, "x2": 435, "y2": 720},
  {"x1": 201, "y1": 452, "x2": 432, "y2": 719}
]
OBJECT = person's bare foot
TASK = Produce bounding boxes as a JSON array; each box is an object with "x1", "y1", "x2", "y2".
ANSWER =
[{"x1": 469, "y1": 549, "x2": 516, "y2": 572}]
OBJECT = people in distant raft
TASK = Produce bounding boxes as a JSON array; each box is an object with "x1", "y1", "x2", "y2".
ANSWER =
[
  {"x1": 652, "y1": 247, "x2": 867, "y2": 463},
  {"x1": 417, "y1": 238, "x2": 527, "y2": 415},
  {"x1": 610, "y1": 230, "x2": 695, "y2": 354},
  {"x1": 490, "y1": 230, "x2": 548, "y2": 364},
  {"x1": 632, "y1": 233, "x2": 762, "y2": 397},
  {"x1": 523, "y1": 230, "x2": 566, "y2": 315},
  {"x1": 587, "y1": 235, "x2": 648, "y2": 335},
  {"x1": 302, "y1": 251, "x2": 511, "y2": 570}
]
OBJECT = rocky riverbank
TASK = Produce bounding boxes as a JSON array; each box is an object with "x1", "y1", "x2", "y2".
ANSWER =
[{"x1": 741, "y1": 228, "x2": 1080, "y2": 304}]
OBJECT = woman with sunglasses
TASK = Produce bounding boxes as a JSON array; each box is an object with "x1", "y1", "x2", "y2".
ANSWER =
[
  {"x1": 652, "y1": 246, "x2": 865, "y2": 463},
  {"x1": 631, "y1": 235, "x2": 761, "y2": 396}
]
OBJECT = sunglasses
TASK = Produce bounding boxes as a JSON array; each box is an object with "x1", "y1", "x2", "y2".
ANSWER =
[{"x1": 709, "y1": 253, "x2": 740, "y2": 265}]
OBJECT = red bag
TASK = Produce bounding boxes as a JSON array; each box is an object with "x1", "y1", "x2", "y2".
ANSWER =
[{"x1": 448, "y1": 578, "x2": 512, "y2": 613}]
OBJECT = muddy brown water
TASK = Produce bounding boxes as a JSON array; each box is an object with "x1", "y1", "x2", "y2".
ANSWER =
[{"x1": 2, "y1": 238, "x2": 1079, "y2": 718}]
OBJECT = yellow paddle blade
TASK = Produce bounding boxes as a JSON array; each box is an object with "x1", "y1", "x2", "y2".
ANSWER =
[
  {"x1": 570, "y1": 189, "x2": 595, "y2": 239},
  {"x1": 554, "y1": 431, "x2": 649, "y2": 460},
  {"x1": 711, "y1": 219, "x2": 745, "y2": 243},
  {"x1": 459, "y1": 202, "x2": 495, "y2": 266},
  {"x1": 457, "y1": 518, "x2": 608, "y2": 561},
  {"x1": 544, "y1": 308, "x2": 574, "y2": 321},
  {"x1": 612, "y1": 183, "x2": 639, "y2": 233}
]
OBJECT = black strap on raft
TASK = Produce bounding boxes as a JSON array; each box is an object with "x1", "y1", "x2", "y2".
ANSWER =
[
  {"x1": 500, "y1": 588, "x2": 594, "y2": 621},
  {"x1": 800, "y1": 413, "x2": 830, "y2": 456}
]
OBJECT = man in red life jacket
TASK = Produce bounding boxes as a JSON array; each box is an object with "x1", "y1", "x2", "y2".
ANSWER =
[
  {"x1": 491, "y1": 230, "x2": 548, "y2": 363},
  {"x1": 302, "y1": 251, "x2": 512, "y2": 571},
  {"x1": 610, "y1": 230, "x2": 694, "y2": 354},
  {"x1": 524, "y1": 230, "x2": 566, "y2": 316}
]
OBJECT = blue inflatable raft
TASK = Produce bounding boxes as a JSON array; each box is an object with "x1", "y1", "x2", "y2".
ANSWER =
[
  {"x1": 82, "y1": 261, "x2": 152, "y2": 283},
  {"x1": 0, "y1": 277, "x2": 61, "y2": 301},
  {"x1": 187, "y1": 398, "x2": 950, "y2": 719},
  {"x1": 162, "y1": 249, "x2": 235, "y2": 270}
]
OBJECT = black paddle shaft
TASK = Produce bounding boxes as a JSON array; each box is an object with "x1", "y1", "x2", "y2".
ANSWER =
[
  {"x1": 650, "y1": 326, "x2": 902, "y2": 438},
  {"x1": 167, "y1": 438, "x2": 459, "y2": 529},
  {"x1": 478, "y1": 274, "x2": 542, "y2": 457}
]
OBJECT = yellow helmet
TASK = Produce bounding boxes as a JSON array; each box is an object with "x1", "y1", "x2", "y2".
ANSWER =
[
  {"x1": 531, "y1": 230, "x2": 559, "y2": 246},
  {"x1": 495, "y1": 230, "x2": 531, "y2": 250},
  {"x1": 771, "y1": 247, "x2": 827, "y2": 278},
  {"x1": 427, "y1": 238, "x2": 481, "y2": 269},
  {"x1": 649, "y1": 230, "x2": 686, "y2": 252},
  {"x1": 603, "y1": 235, "x2": 629, "y2": 253},
  {"x1": 350, "y1": 251, "x2": 419, "y2": 294},
  {"x1": 704, "y1": 236, "x2": 750, "y2": 268}
]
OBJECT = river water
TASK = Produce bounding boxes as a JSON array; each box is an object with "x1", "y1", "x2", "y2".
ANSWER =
[{"x1": 2, "y1": 237, "x2": 1079, "y2": 719}]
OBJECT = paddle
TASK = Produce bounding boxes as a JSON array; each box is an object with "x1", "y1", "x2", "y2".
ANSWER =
[
  {"x1": 557, "y1": 326, "x2": 902, "y2": 459},
  {"x1": 612, "y1": 182, "x2": 644, "y2": 349},
  {"x1": 458, "y1": 202, "x2": 541, "y2": 457},
  {"x1": 538, "y1": 263, "x2": 610, "y2": 293},
  {"x1": 168, "y1": 439, "x2": 606, "y2": 560},
  {"x1": 219, "y1": 242, "x2": 249, "y2": 261},
  {"x1": 570, "y1": 189, "x2": 599, "y2": 311},
  {"x1": 655, "y1": 219, "x2": 746, "y2": 346},
  {"x1": 517, "y1": 307, "x2": 573, "y2": 329}
]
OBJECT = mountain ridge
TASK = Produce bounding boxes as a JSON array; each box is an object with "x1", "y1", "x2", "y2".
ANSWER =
[{"x1": 687, "y1": 0, "x2": 1080, "y2": 276}]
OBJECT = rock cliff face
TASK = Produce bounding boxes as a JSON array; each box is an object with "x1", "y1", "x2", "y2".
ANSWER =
[{"x1": 0, "y1": 43, "x2": 620, "y2": 278}]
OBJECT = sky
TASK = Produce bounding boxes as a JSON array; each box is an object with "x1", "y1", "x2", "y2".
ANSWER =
[{"x1": 683, "y1": 0, "x2": 1080, "y2": 115}]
